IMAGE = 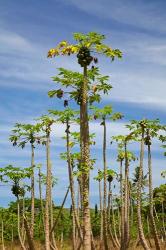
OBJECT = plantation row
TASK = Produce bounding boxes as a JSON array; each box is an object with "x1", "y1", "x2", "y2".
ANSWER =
[{"x1": 0, "y1": 32, "x2": 166, "y2": 250}]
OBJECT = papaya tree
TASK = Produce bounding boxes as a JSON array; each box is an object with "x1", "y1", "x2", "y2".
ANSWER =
[
  {"x1": 94, "y1": 170, "x2": 103, "y2": 245},
  {"x1": 91, "y1": 105, "x2": 123, "y2": 249},
  {"x1": 49, "y1": 108, "x2": 83, "y2": 249},
  {"x1": 47, "y1": 31, "x2": 122, "y2": 250},
  {"x1": 9, "y1": 122, "x2": 43, "y2": 238},
  {"x1": 143, "y1": 119, "x2": 165, "y2": 250},
  {"x1": 126, "y1": 120, "x2": 151, "y2": 250},
  {"x1": 0, "y1": 165, "x2": 32, "y2": 250},
  {"x1": 37, "y1": 115, "x2": 57, "y2": 250},
  {"x1": 112, "y1": 134, "x2": 137, "y2": 250}
]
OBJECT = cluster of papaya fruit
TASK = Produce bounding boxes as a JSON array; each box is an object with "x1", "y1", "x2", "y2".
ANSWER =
[
  {"x1": 77, "y1": 46, "x2": 94, "y2": 67},
  {"x1": 11, "y1": 184, "x2": 25, "y2": 198}
]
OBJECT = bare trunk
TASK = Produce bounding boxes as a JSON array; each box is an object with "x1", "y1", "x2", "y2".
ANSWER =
[
  {"x1": 23, "y1": 215, "x2": 36, "y2": 250},
  {"x1": 107, "y1": 182, "x2": 118, "y2": 249},
  {"x1": 50, "y1": 191, "x2": 57, "y2": 250},
  {"x1": 123, "y1": 142, "x2": 130, "y2": 249},
  {"x1": 162, "y1": 201, "x2": 166, "y2": 241},
  {"x1": 147, "y1": 138, "x2": 161, "y2": 250},
  {"x1": 137, "y1": 128, "x2": 150, "y2": 250},
  {"x1": 1, "y1": 218, "x2": 5, "y2": 250},
  {"x1": 99, "y1": 179, "x2": 103, "y2": 244},
  {"x1": 72, "y1": 205, "x2": 76, "y2": 250},
  {"x1": 80, "y1": 65, "x2": 91, "y2": 250},
  {"x1": 60, "y1": 231, "x2": 63, "y2": 249},
  {"x1": 102, "y1": 117, "x2": 109, "y2": 250},
  {"x1": 146, "y1": 216, "x2": 153, "y2": 248},
  {"x1": 50, "y1": 187, "x2": 69, "y2": 236},
  {"x1": 120, "y1": 159, "x2": 124, "y2": 250},
  {"x1": 17, "y1": 198, "x2": 26, "y2": 250},
  {"x1": 45, "y1": 129, "x2": 51, "y2": 250},
  {"x1": 38, "y1": 167, "x2": 45, "y2": 235},
  {"x1": 66, "y1": 120, "x2": 83, "y2": 246},
  {"x1": 111, "y1": 192, "x2": 120, "y2": 248},
  {"x1": 31, "y1": 144, "x2": 35, "y2": 239}
]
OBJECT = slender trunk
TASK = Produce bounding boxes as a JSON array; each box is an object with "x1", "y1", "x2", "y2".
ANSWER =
[
  {"x1": 1, "y1": 218, "x2": 5, "y2": 250},
  {"x1": 50, "y1": 187, "x2": 69, "y2": 235},
  {"x1": 102, "y1": 117, "x2": 109, "y2": 250},
  {"x1": 38, "y1": 167, "x2": 45, "y2": 235},
  {"x1": 50, "y1": 191, "x2": 57, "y2": 250},
  {"x1": 72, "y1": 205, "x2": 76, "y2": 250},
  {"x1": 31, "y1": 144, "x2": 35, "y2": 239},
  {"x1": 130, "y1": 198, "x2": 134, "y2": 228},
  {"x1": 76, "y1": 180, "x2": 80, "y2": 245},
  {"x1": 80, "y1": 65, "x2": 91, "y2": 250},
  {"x1": 22, "y1": 196, "x2": 26, "y2": 244},
  {"x1": 111, "y1": 192, "x2": 120, "y2": 248},
  {"x1": 21, "y1": 196, "x2": 25, "y2": 240},
  {"x1": 11, "y1": 215, "x2": 14, "y2": 249},
  {"x1": 147, "y1": 137, "x2": 161, "y2": 250},
  {"x1": 99, "y1": 179, "x2": 103, "y2": 244},
  {"x1": 137, "y1": 128, "x2": 150, "y2": 250},
  {"x1": 123, "y1": 142, "x2": 130, "y2": 249},
  {"x1": 146, "y1": 216, "x2": 153, "y2": 248},
  {"x1": 120, "y1": 159, "x2": 124, "y2": 250},
  {"x1": 66, "y1": 120, "x2": 83, "y2": 245},
  {"x1": 23, "y1": 215, "x2": 36, "y2": 250},
  {"x1": 60, "y1": 231, "x2": 63, "y2": 249},
  {"x1": 78, "y1": 176, "x2": 83, "y2": 229},
  {"x1": 45, "y1": 128, "x2": 51, "y2": 250},
  {"x1": 117, "y1": 205, "x2": 121, "y2": 239},
  {"x1": 162, "y1": 201, "x2": 166, "y2": 241},
  {"x1": 17, "y1": 197, "x2": 26, "y2": 250},
  {"x1": 107, "y1": 182, "x2": 118, "y2": 249},
  {"x1": 154, "y1": 205, "x2": 159, "y2": 221}
]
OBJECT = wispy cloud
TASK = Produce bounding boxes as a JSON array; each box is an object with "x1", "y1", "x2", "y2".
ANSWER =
[{"x1": 63, "y1": 0, "x2": 166, "y2": 33}]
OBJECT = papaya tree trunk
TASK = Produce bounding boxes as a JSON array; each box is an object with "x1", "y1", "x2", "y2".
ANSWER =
[
  {"x1": 45, "y1": 128, "x2": 51, "y2": 250},
  {"x1": 123, "y1": 141, "x2": 130, "y2": 249},
  {"x1": 162, "y1": 201, "x2": 166, "y2": 241},
  {"x1": 147, "y1": 135, "x2": 161, "y2": 250},
  {"x1": 23, "y1": 215, "x2": 36, "y2": 250},
  {"x1": 66, "y1": 119, "x2": 83, "y2": 246},
  {"x1": 38, "y1": 167, "x2": 45, "y2": 235},
  {"x1": 1, "y1": 216, "x2": 5, "y2": 250},
  {"x1": 17, "y1": 197, "x2": 26, "y2": 250},
  {"x1": 102, "y1": 117, "x2": 109, "y2": 250},
  {"x1": 72, "y1": 205, "x2": 76, "y2": 250},
  {"x1": 111, "y1": 188, "x2": 120, "y2": 248},
  {"x1": 50, "y1": 188, "x2": 57, "y2": 250},
  {"x1": 99, "y1": 179, "x2": 103, "y2": 244},
  {"x1": 120, "y1": 159, "x2": 125, "y2": 250},
  {"x1": 146, "y1": 216, "x2": 153, "y2": 248},
  {"x1": 107, "y1": 181, "x2": 118, "y2": 249},
  {"x1": 31, "y1": 143, "x2": 35, "y2": 239},
  {"x1": 137, "y1": 128, "x2": 150, "y2": 250},
  {"x1": 80, "y1": 65, "x2": 91, "y2": 250},
  {"x1": 50, "y1": 187, "x2": 69, "y2": 235}
]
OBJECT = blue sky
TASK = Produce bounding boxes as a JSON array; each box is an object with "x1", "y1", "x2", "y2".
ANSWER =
[{"x1": 0, "y1": 0, "x2": 166, "y2": 207}]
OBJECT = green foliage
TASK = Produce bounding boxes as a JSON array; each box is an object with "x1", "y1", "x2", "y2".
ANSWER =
[
  {"x1": 48, "y1": 67, "x2": 112, "y2": 106},
  {"x1": 117, "y1": 150, "x2": 137, "y2": 162},
  {"x1": 48, "y1": 31, "x2": 122, "y2": 62},
  {"x1": 94, "y1": 169, "x2": 116, "y2": 181},
  {"x1": 9, "y1": 123, "x2": 43, "y2": 148},
  {"x1": 49, "y1": 108, "x2": 79, "y2": 123},
  {"x1": 0, "y1": 165, "x2": 32, "y2": 198}
]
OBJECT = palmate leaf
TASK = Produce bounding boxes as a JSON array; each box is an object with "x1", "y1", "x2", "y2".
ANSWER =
[
  {"x1": 94, "y1": 169, "x2": 117, "y2": 181},
  {"x1": 48, "y1": 90, "x2": 58, "y2": 98},
  {"x1": 48, "y1": 32, "x2": 122, "y2": 62}
]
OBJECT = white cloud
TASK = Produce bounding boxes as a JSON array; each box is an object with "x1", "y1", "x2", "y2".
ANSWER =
[
  {"x1": 0, "y1": 29, "x2": 34, "y2": 52},
  {"x1": 64, "y1": 0, "x2": 166, "y2": 33}
]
